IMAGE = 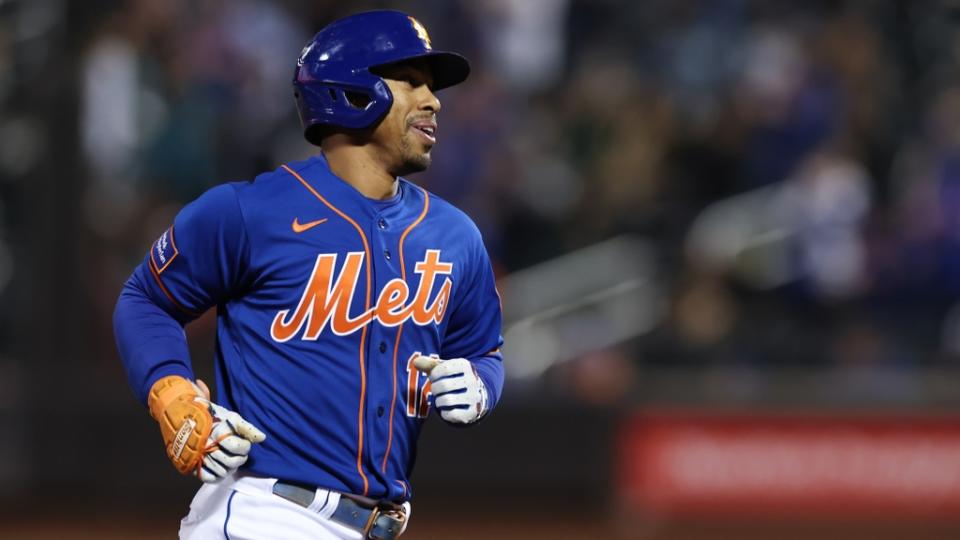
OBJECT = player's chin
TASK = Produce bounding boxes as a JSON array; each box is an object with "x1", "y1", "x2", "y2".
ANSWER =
[{"x1": 402, "y1": 153, "x2": 432, "y2": 175}]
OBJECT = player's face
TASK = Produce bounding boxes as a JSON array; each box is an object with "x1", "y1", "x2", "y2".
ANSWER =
[{"x1": 371, "y1": 59, "x2": 440, "y2": 176}]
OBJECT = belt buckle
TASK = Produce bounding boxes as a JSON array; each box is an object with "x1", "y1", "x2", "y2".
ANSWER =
[{"x1": 363, "y1": 503, "x2": 406, "y2": 540}]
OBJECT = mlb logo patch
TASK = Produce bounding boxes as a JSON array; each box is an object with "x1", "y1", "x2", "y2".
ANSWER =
[{"x1": 151, "y1": 226, "x2": 179, "y2": 273}]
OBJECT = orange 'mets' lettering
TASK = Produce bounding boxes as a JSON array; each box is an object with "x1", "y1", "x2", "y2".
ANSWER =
[{"x1": 270, "y1": 250, "x2": 453, "y2": 342}]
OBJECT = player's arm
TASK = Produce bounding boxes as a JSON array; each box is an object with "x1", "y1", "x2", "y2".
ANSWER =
[
  {"x1": 113, "y1": 183, "x2": 265, "y2": 481},
  {"x1": 417, "y1": 227, "x2": 505, "y2": 425}
]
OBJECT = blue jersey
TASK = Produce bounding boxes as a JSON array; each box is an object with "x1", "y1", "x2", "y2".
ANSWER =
[{"x1": 114, "y1": 155, "x2": 504, "y2": 501}]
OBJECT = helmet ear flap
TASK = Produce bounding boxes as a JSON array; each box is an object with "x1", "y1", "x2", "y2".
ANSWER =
[
  {"x1": 304, "y1": 85, "x2": 374, "y2": 112},
  {"x1": 294, "y1": 76, "x2": 394, "y2": 145},
  {"x1": 342, "y1": 90, "x2": 372, "y2": 110},
  {"x1": 300, "y1": 86, "x2": 373, "y2": 144}
]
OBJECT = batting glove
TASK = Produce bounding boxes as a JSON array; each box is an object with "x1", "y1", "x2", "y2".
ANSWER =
[
  {"x1": 148, "y1": 376, "x2": 266, "y2": 483},
  {"x1": 414, "y1": 356, "x2": 488, "y2": 424}
]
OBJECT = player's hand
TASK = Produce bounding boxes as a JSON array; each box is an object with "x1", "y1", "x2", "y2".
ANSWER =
[
  {"x1": 413, "y1": 356, "x2": 488, "y2": 424},
  {"x1": 148, "y1": 376, "x2": 266, "y2": 483}
]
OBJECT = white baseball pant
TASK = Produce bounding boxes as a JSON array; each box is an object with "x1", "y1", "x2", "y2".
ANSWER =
[{"x1": 179, "y1": 472, "x2": 368, "y2": 540}]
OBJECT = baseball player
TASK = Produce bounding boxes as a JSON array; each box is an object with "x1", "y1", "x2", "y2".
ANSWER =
[{"x1": 113, "y1": 10, "x2": 504, "y2": 540}]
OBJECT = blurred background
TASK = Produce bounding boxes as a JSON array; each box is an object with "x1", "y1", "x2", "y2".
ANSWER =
[{"x1": 4, "y1": 0, "x2": 960, "y2": 538}]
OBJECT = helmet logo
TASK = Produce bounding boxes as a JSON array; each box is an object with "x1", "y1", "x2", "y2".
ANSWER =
[{"x1": 408, "y1": 16, "x2": 432, "y2": 50}]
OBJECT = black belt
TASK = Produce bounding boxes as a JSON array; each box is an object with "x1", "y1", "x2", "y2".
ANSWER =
[{"x1": 272, "y1": 481, "x2": 407, "y2": 540}]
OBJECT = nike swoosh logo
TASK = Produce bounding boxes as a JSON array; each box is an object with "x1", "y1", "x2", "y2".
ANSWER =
[{"x1": 292, "y1": 217, "x2": 328, "y2": 233}]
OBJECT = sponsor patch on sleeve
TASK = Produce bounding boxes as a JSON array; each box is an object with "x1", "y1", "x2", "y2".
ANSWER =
[{"x1": 151, "y1": 226, "x2": 179, "y2": 273}]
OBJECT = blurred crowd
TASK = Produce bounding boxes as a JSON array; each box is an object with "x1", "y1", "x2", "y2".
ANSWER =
[{"x1": 5, "y1": 0, "x2": 960, "y2": 405}]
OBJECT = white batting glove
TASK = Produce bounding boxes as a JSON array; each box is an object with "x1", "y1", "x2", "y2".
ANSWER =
[
  {"x1": 193, "y1": 381, "x2": 266, "y2": 483},
  {"x1": 414, "y1": 356, "x2": 488, "y2": 424}
]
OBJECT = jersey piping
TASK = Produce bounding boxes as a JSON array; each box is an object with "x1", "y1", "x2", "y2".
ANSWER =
[
  {"x1": 282, "y1": 163, "x2": 373, "y2": 496},
  {"x1": 382, "y1": 186, "x2": 430, "y2": 473},
  {"x1": 148, "y1": 253, "x2": 200, "y2": 317}
]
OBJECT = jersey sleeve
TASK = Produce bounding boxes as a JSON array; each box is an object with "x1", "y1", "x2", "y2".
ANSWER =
[
  {"x1": 114, "y1": 183, "x2": 251, "y2": 404},
  {"x1": 441, "y1": 227, "x2": 505, "y2": 409}
]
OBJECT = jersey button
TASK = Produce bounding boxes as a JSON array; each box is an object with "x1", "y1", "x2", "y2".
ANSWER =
[
  {"x1": 377, "y1": 406, "x2": 385, "y2": 417},
  {"x1": 379, "y1": 342, "x2": 387, "y2": 353},
  {"x1": 378, "y1": 218, "x2": 387, "y2": 229},
  {"x1": 384, "y1": 249, "x2": 391, "y2": 260}
]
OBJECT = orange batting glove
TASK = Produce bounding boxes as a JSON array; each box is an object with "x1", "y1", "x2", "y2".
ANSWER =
[{"x1": 148, "y1": 375, "x2": 266, "y2": 482}]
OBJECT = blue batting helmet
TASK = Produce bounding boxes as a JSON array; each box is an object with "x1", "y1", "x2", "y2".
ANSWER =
[{"x1": 293, "y1": 10, "x2": 470, "y2": 145}]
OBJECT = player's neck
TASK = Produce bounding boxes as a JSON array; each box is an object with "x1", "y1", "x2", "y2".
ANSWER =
[{"x1": 321, "y1": 142, "x2": 399, "y2": 200}]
